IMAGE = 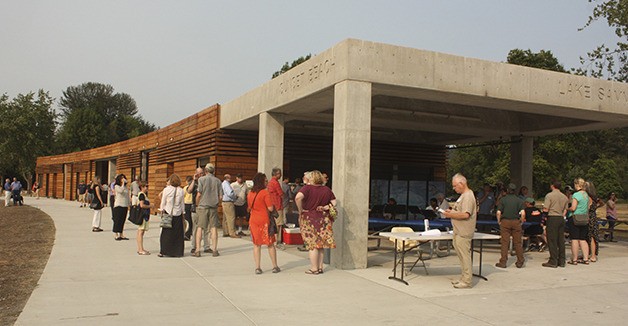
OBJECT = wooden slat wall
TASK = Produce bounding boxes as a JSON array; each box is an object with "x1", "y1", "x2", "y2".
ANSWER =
[{"x1": 36, "y1": 103, "x2": 446, "y2": 201}]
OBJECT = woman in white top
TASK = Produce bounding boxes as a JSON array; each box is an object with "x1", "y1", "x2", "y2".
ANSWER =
[
  {"x1": 158, "y1": 173, "x2": 185, "y2": 257},
  {"x1": 113, "y1": 174, "x2": 130, "y2": 241}
]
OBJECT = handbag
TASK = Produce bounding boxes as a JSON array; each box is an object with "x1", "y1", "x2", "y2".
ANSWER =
[
  {"x1": 573, "y1": 214, "x2": 589, "y2": 226},
  {"x1": 128, "y1": 205, "x2": 143, "y2": 225},
  {"x1": 89, "y1": 201, "x2": 99, "y2": 209},
  {"x1": 160, "y1": 188, "x2": 178, "y2": 229},
  {"x1": 572, "y1": 191, "x2": 590, "y2": 226},
  {"x1": 252, "y1": 191, "x2": 278, "y2": 237}
]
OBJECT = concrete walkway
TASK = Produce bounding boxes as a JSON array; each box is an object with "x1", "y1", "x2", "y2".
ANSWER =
[{"x1": 16, "y1": 197, "x2": 628, "y2": 325}]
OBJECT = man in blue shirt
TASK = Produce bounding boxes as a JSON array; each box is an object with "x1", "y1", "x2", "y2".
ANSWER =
[
  {"x1": 11, "y1": 178, "x2": 23, "y2": 206},
  {"x1": 221, "y1": 174, "x2": 239, "y2": 238}
]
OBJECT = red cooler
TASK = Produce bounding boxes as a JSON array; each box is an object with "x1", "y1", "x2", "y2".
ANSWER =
[{"x1": 283, "y1": 227, "x2": 304, "y2": 245}]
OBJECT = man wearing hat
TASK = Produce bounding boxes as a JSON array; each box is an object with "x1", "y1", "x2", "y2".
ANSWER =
[{"x1": 495, "y1": 183, "x2": 525, "y2": 268}]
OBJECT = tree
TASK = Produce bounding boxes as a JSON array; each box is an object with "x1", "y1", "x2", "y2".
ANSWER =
[
  {"x1": 0, "y1": 91, "x2": 57, "y2": 190},
  {"x1": 507, "y1": 49, "x2": 567, "y2": 72},
  {"x1": 587, "y1": 157, "x2": 624, "y2": 198},
  {"x1": 575, "y1": 0, "x2": 628, "y2": 81},
  {"x1": 56, "y1": 82, "x2": 156, "y2": 152},
  {"x1": 271, "y1": 54, "x2": 312, "y2": 79}
]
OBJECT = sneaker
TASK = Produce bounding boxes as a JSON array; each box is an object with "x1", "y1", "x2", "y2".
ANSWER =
[
  {"x1": 453, "y1": 282, "x2": 472, "y2": 289},
  {"x1": 237, "y1": 231, "x2": 246, "y2": 236},
  {"x1": 203, "y1": 248, "x2": 213, "y2": 253},
  {"x1": 515, "y1": 262, "x2": 524, "y2": 268},
  {"x1": 212, "y1": 251, "x2": 220, "y2": 257},
  {"x1": 495, "y1": 262, "x2": 507, "y2": 268},
  {"x1": 542, "y1": 262, "x2": 557, "y2": 268},
  {"x1": 276, "y1": 243, "x2": 285, "y2": 250}
]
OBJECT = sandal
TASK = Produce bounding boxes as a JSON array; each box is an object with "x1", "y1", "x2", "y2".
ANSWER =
[
  {"x1": 120, "y1": 237, "x2": 129, "y2": 240},
  {"x1": 567, "y1": 260, "x2": 578, "y2": 265},
  {"x1": 579, "y1": 259, "x2": 590, "y2": 265},
  {"x1": 305, "y1": 269, "x2": 319, "y2": 275},
  {"x1": 157, "y1": 253, "x2": 164, "y2": 257},
  {"x1": 272, "y1": 267, "x2": 281, "y2": 273},
  {"x1": 137, "y1": 251, "x2": 151, "y2": 255},
  {"x1": 255, "y1": 268, "x2": 263, "y2": 274},
  {"x1": 318, "y1": 268, "x2": 324, "y2": 274},
  {"x1": 590, "y1": 258, "x2": 597, "y2": 262}
]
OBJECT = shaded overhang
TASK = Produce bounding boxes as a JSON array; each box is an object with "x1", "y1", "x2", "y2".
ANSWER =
[{"x1": 220, "y1": 39, "x2": 628, "y2": 145}]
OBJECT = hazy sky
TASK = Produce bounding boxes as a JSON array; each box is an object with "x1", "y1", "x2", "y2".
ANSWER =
[{"x1": 0, "y1": 0, "x2": 620, "y2": 128}]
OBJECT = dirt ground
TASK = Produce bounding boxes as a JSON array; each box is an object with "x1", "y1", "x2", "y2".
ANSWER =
[{"x1": 0, "y1": 203, "x2": 55, "y2": 326}]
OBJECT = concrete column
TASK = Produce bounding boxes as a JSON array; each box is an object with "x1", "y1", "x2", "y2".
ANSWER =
[
  {"x1": 510, "y1": 136, "x2": 533, "y2": 191},
  {"x1": 257, "y1": 112, "x2": 284, "y2": 176},
  {"x1": 331, "y1": 80, "x2": 372, "y2": 269}
]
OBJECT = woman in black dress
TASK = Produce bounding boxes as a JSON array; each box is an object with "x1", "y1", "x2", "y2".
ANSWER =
[{"x1": 158, "y1": 174, "x2": 185, "y2": 257}]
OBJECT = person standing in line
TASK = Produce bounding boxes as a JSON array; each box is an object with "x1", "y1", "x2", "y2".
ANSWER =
[
  {"x1": 130, "y1": 175, "x2": 141, "y2": 211},
  {"x1": 567, "y1": 178, "x2": 591, "y2": 265},
  {"x1": 194, "y1": 163, "x2": 223, "y2": 257},
  {"x1": 77, "y1": 180, "x2": 87, "y2": 207},
  {"x1": 109, "y1": 178, "x2": 116, "y2": 217},
  {"x1": 231, "y1": 174, "x2": 249, "y2": 236},
  {"x1": 295, "y1": 170, "x2": 336, "y2": 275},
  {"x1": 541, "y1": 180, "x2": 569, "y2": 268},
  {"x1": 189, "y1": 167, "x2": 212, "y2": 254},
  {"x1": 136, "y1": 181, "x2": 153, "y2": 255},
  {"x1": 442, "y1": 173, "x2": 477, "y2": 289},
  {"x1": 89, "y1": 177, "x2": 105, "y2": 232},
  {"x1": 4, "y1": 178, "x2": 12, "y2": 206},
  {"x1": 605, "y1": 192, "x2": 618, "y2": 241},
  {"x1": 267, "y1": 168, "x2": 285, "y2": 249},
  {"x1": 221, "y1": 174, "x2": 239, "y2": 238},
  {"x1": 183, "y1": 176, "x2": 194, "y2": 241},
  {"x1": 585, "y1": 181, "x2": 603, "y2": 262},
  {"x1": 281, "y1": 176, "x2": 291, "y2": 214},
  {"x1": 495, "y1": 183, "x2": 525, "y2": 269},
  {"x1": 248, "y1": 172, "x2": 281, "y2": 274},
  {"x1": 112, "y1": 174, "x2": 130, "y2": 241},
  {"x1": 158, "y1": 174, "x2": 185, "y2": 257}
]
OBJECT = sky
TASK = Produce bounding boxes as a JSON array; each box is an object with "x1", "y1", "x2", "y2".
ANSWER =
[{"x1": 0, "y1": 0, "x2": 620, "y2": 128}]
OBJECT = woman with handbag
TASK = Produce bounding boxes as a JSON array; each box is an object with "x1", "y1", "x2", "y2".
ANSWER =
[
  {"x1": 567, "y1": 178, "x2": 591, "y2": 265},
  {"x1": 246, "y1": 173, "x2": 280, "y2": 274},
  {"x1": 295, "y1": 170, "x2": 337, "y2": 275},
  {"x1": 113, "y1": 174, "x2": 130, "y2": 241},
  {"x1": 158, "y1": 174, "x2": 185, "y2": 257},
  {"x1": 89, "y1": 177, "x2": 105, "y2": 232},
  {"x1": 136, "y1": 181, "x2": 153, "y2": 255}
]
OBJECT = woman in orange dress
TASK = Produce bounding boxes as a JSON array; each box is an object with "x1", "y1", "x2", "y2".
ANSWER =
[{"x1": 247, "y1": 173, "x2": 280, "y2": 275}]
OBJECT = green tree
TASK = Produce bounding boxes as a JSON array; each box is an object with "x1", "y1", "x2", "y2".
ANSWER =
[
  {"x1": 0, "y1": 91, "x2": 57, "y2": 190},
  {"x1": 587, "y1": 157, "x2": 624, "y2": 198},
  {"x1": 507, "y1": 49, "x2": 567, "y2": 72},
  {"x1": 56, "y1": 82, "x2": 156, "y2": 152},
  {"x1": 271, "y1": 54, "x2": 312, "y2": 78},
  {"x1": 575, "y1": 0, "x2": 628, "y2": 81}
]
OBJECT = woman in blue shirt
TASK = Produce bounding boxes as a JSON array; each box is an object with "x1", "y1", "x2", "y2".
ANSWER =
[{"x1": 567, "y1": 178, "x2": 590, "y2": 265}]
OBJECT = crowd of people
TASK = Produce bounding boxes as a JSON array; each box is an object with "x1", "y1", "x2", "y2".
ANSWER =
[
  {"x1": 437, "y1": 173, "x2": 622, "y2": 289},
  {"x1": 472, "y1": 176, "x2": 619, "y2": 269},
  {"x1": 84, "y1": 165, "x2": 337, "y2": 275}
]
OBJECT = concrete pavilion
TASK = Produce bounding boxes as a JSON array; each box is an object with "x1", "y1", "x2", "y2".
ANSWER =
[{"x1": 220, "y1": 39, "x2": 628, "y2": 269}]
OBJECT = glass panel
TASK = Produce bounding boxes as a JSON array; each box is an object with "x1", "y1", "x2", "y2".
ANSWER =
[
  {"x1": 408, "y1": 181, "x2": 427, "y2": 219},
  {"x1": 369, "y1": 179, "x2": 389, "y2": 207},
  {"x1": 428, "y1": 181, "x2": 446, "y2": 200}
]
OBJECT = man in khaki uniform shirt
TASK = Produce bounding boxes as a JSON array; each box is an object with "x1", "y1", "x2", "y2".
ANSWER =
[
  {"x1": 443, "y1": 173, "x2": 477, "y2": 289},
  {"x1": 542, "y1": 180, "x2": 569, "y2": 268}
]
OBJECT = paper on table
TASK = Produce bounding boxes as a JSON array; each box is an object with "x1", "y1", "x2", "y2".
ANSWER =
[{"x1": 419, "y1": 229, "x2": 441, "y2": 236}]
